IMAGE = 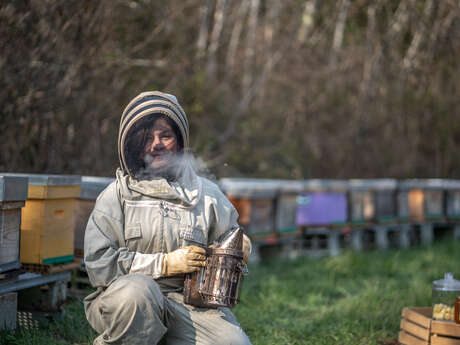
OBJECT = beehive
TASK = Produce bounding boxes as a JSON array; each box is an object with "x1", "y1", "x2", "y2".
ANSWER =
[
  {"x1": 0, "y1": 175, "x2": 28, "y2": 273},
  {"x1": 348, "y1": 179, "x2": 397, "y2": 224},
  {"x1": 296, "y1": 179, "x2": 348, "y2": 227},
  {"x1": 275, "y1": 180, "x2": 304, "y2": 234},
  {"x1": 444, "y1": 180, "x2": 460, "y2": 221},
  {"x1": 74, "y1": 176, "x2": 114, "y2": 257},
  {"x1": 219, "y1": 178, "x2": 278, "y2": 239},
  {"x1": 398, "y1": 180, "x2": 445, "y2": 222},
  {"x1": 5, "y1": 174, "x2": 82, "y2": 265}
]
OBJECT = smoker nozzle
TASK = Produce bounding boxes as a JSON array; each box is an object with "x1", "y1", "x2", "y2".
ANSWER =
[{"x1": 215, "y1": 227, "x2": 244, "y2": 251}]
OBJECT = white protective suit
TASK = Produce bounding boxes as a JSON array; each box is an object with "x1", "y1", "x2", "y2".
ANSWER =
[{"x1": 83, "y1": 91, "x2": 252, "y2": 345}]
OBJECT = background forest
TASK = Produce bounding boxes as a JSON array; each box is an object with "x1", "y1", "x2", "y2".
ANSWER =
[{"x1": 1, "y1": 0, "x2": 460, "y2": 180}]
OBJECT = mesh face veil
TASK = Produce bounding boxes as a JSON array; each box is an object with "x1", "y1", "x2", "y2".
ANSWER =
[{"x1": 118, "y1": 91, "x2": 189, "y2": 178}]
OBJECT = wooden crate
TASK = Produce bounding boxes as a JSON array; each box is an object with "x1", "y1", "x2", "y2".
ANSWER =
[
  {"x1": 0, "y1": 202, "x2": 25, "y2": 273},
  {"x1": 431, "y1": 320, "x2": 460, "y2": 345},
  {"x1": 399, "y1": 307, "x2": 431, "y2": 345},
  {"x1": 0, "y1": 292, "x2": 17, "y2": 330},
  {"x1": 399, "y1": 307, "x2": 460, "y2": 345},
  {"x1": 19, "y1": 175, "x2": 81, "y2": 265}
]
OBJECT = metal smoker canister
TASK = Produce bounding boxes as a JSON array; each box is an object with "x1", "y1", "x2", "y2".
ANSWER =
[{"x1": 183, "y1": 228, "x2": 248, "y2": 308}]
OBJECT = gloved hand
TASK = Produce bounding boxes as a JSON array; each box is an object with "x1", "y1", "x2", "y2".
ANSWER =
[
  {"x1": 161, "y1": 245, "x2": 207, "y2": 276},
  {"x1": 242, "y1": 234, "x2": 252, "y2": 264}
]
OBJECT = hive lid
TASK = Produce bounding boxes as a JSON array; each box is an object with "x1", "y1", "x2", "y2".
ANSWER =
[
  {"x1": 348, "y1": 179, "x2": 397, "y2": 191},
  {"x1": 80, "y1": 176, "x2": 115, "y2": 200},
  {"x1": 432, "y1": 272, "x2": 460, "y2": 291},
  {"x1": 219, "y1": 178, "x2": 279, "y2": 198},
  {"x1": 277, "y1": 180, "x2": 305, "y2": 193},
  {"x1": 0, "y1": 175, "x2": 29, "y2": 201},
  {"x1": 302, "y1": 179, "x2": 349, "y2": 192},
  {"x1": 441, "y1": 179, "x2": 460, "y2": 190},
  {"x1": 398, "y1": 179, "x2": 445, "y2": 190},
  {"x1": 0, "y1": 173, "x2": 81, "y2": 186}
]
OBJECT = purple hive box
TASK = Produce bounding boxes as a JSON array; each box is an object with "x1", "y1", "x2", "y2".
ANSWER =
[{"x1": 296, "y1": 193, "x2": 347, "y2": 226}]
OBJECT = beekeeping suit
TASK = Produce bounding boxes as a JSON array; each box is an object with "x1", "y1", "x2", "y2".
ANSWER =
[{"x1": 83, "y1": 91, "x2": 252, "y2": 345}]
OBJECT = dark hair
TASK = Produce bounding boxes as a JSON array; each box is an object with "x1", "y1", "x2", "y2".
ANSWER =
[{"x1": 124, "y1": 114, "x2": 184, "y2": 175}]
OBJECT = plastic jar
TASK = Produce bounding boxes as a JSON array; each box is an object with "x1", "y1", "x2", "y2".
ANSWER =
[{"x1": 432, "y1": 272, "x2": 460, "y2": 321}]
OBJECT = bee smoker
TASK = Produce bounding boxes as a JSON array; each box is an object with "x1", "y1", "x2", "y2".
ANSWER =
[{"x1": 183, "y1": 227, "x2": 248, "y2": 308}]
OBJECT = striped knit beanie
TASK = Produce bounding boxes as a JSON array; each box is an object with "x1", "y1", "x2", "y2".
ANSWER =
[{"x1": 118, "y1": 91, "x2": 189, "y2": 176}]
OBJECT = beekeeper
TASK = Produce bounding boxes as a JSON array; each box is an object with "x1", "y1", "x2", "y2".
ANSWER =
[{"x1": 83, "y1": 91, "x2": 252, "y2": 345}]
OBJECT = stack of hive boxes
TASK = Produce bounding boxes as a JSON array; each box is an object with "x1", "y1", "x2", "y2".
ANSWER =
[{"x1": 0, "y1": 175, "x2": 28, "y2": 330}]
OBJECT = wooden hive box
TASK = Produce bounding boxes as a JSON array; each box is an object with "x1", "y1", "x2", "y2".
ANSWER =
[
  {"x1": 6, "y1": 174, "x2": 82, "y2": 265},
  {"x1": 348, "y1": 179, "x2": 397, "y2": 225},
  {"x1": 398, "y1": 180, "x2": 445, "y2": 223},
  {"x1": 399, "y1": 307, "x2": 460, "y2": 345},
  {"x1": 0, "y1": 175, "x2": 28, "y2": 273},
  {"x1": 276, "y1": 180, "x2": 304, "y2": 235},
  {"x1": 74, "y1": 176, "x2": 114, "y2": 257},
  {"x1": 220, "y1": 178, "x2": 278, "y2": 240},
  {"x1": 296, "y1": 179, "x2": 348, "y2": 229},
  {"x1": 444, "y1": 180, "x2": 460, "y2": 221},
  {"x1": 348, "y1": 179, "x2": 376, "y2": 224}
]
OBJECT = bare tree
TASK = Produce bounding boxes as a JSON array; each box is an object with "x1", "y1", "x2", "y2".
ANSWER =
[
  {"x1": 196, "y1": 0, "x2": 213, "y2": 60},
  {"x1": 242, "y1": 0, "x2": 260, "y2": 92},
  {"x1": 403, "y1": 0, "x2": 435, "y2": 70},
  {"x1": 206, "y1": 0, "x2": 228, "y2": 79},
  {"x1": 330, "y1": 0, "x2": 350, "y2": 65},
  {"x1": 226, "y1": 0, "x2": 250, "y2": 77},
  {"x1": 297, "y1": 0, "x2": 317, "y2": 44}
]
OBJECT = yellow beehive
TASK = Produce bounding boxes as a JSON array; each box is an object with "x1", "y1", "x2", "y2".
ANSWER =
[{"x1": 18, "y1": 174, "x2": 81, "y2": 265}]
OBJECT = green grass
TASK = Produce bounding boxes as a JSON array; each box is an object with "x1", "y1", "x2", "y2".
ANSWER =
[{"x1": 2, "y1": 238, "x2": 460, "y2": 344}]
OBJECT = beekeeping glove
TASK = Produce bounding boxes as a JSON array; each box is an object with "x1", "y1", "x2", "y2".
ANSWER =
[
  {"x1": 161, "y1": 245, "x2": 207, "y2": 276},
  {"x1": 242, "y1": 234, "x2": 252, "y2": 263}
]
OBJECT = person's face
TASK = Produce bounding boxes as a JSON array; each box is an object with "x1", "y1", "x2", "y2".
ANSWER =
[{"x1": 141, "y1": 117, "x2": 178, "y2": 169}]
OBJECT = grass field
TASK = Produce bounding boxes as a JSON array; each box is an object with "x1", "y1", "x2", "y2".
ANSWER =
[{"x1": 1, "y1": 238, "x2": 459, "y2": 345}]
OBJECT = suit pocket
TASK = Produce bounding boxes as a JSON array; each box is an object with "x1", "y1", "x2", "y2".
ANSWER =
[
  {"x1": 125, "y1": 223, "x2": 142, "y2": 240},
  {"x1": 179, "y1": 225, "x2": 207, "y2": 246}
]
